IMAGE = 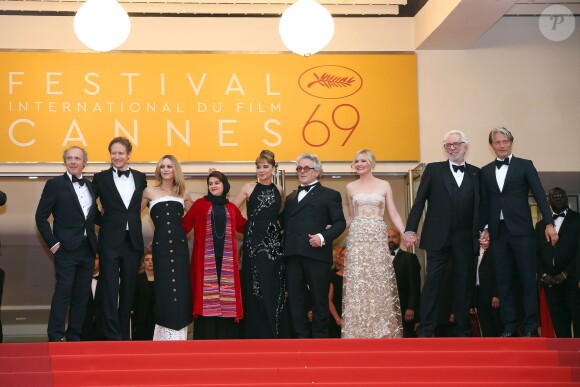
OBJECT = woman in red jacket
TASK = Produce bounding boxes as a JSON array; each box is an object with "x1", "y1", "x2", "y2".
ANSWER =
[{"x1": 182, "y1": 170, "x2": 247, "y2": 339}]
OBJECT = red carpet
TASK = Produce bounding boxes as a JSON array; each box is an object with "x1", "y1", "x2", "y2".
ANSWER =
[{"x1": 1, "y1": 338, "x2": 579, "y2": 386}]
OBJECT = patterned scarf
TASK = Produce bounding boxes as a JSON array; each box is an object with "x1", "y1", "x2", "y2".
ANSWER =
[{"x1": 201, "y1": 207, "x2": 237, "y2": 317}]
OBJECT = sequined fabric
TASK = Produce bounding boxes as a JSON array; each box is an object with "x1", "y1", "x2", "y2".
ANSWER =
[
  {"x1": 342, "y1": 193, "x2": 403, "y2": 338},
  {"x1": 241, "y1": 183, "x2": 288, "y2": 338},
  {"x1": 153, "y1": 324, "x2": 188, "y2": 341}
]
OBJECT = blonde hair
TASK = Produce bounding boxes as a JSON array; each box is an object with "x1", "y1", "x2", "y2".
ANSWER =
[
  {"x1": 154, "y1": 155, "x2": 186, "y2": 197},
  {"x1": 351, "y1": 149, "x2": 376, "y2": 169}
]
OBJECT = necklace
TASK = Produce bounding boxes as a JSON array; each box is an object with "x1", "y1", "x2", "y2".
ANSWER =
[
  {"x1": 210, "y1": 207, "x2": 226, "y2": 239},
  {"x1": 160, "y1": 186, "x2": 174, "y2": 195}
]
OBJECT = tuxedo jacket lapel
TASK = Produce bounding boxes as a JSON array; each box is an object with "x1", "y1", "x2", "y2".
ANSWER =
[
  {"x1": 466, "y1": 164, "x2": 480, "y2": 193},
  {"x1": 441, "y1": 163, "x2": 454, "y2": 198},
  {"x1": 105, "y1": 167, "x2": 125, "y2": 205},
  {"x1": 128, "y1": 173, "x2": 142, "y2": 208},
  {"x1": 502, "y1": 156, "x2": 518, "y2": 191},
  {"x1": 85, "y1": 182, "x2": 98, "y2": 218},
  {"x1": 288, "y1": 184, "x2": 323, "y2": 215},
  {"x1": 285, "y1": 190, "x2": 299, "y2": 216},
  {"x1": 558, "y1": 212, "x2": 571, "y2": 236},
  {"x1": 485, "y1": 163, "x2": 502, "y2": 194}
]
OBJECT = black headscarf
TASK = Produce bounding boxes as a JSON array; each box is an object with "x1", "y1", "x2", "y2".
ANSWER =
[{"x1": 204, "y1": 170, "x2": 230, "y2": 206}]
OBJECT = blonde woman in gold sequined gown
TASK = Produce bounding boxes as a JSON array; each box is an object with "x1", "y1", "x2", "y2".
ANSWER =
[{"x1": 342, "y1": 149, "x2": 406, "y2": 338}]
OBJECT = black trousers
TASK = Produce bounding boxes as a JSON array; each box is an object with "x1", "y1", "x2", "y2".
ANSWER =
[
  {"x1": 99, "y1": 233, "x2": 142, "y2": 340},
  {"x1": 417, "y1": 229, "x2": 474, "y2": 337},
  {"x1": 286, "y1": 255, "x2": 331, "y2": 338},
  {"x1": 474, "y1": 285, "x2": 502, "y2": 337},
  {"x1": 545, "y1": 280, "x2": 580, "y2": 338},
  {"x1": 491, "y1": 221, "x2": 538, "y2": 335},
  {"x1": 48, "y1": 240, "x2": 94, "y2": 341}
]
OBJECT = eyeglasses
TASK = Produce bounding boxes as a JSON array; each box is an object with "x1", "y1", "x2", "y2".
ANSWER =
[
  {"x1": 551, "y1": 194, "x2": 567, "y2": 200},
  {"x1": 443, "y1": 142, "x2": 465, "y2": 149},
  {"x1": 296, "y1": 166, "x2": 315, "y2": 173}
]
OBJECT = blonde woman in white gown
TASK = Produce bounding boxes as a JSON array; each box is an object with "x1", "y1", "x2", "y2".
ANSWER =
[{"x1": 342, "y1": 149, "x2": 405, "y2": 338}]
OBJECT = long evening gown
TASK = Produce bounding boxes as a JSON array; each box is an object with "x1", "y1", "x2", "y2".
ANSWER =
[
  {"x1": 150, "y1": 196, "x2": 192, "y2": 340},
  {"x1": 342, "y1": 193, "x2": 403, "y2": 338},
  {"x1": 241, "y1": 183, "x2": 289, "y2": 338}
]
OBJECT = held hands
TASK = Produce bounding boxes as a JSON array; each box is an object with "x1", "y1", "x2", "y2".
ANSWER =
[
  {"x1": 308, "y1": 234, "x2": 322, "y2": 248},
  {"x1": 479, "y1": 229, "x2": 490, "y2": 250},
  {"x1": 545, "y1": 224, "x2": 559, "y2": 246},
  {"x1": 552, "y1": 272, "x2": 568, "y2": 284},
  {"x1": 404, "y1": 309, "x2": 415, "y2": 322},
  {"x1": 491, "y1": 297, "x2": 500, "y2": 309},
  {"x1": 402, "y1": 231, "x2": 418, "y2": 247},
  {"x1": 540, "y1": 273, "x2": 556, "y2": 288}
]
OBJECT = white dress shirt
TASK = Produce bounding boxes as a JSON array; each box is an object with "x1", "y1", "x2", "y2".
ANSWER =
[
  {"x1": 495, "y1": 154, "x2": 512, "y2": 220},
  {"x1": 449, "y1": 160, "x2": 465, "y2": 187}
]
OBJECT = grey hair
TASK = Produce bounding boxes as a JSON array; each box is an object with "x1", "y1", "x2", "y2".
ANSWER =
[
  {"x1": 296, "y1": 153, "x2": 323, "y2": 174},
  {"x1": 488, "y1": 127, "x2": 514, "y2": 144},
  {"x1": 442, "y1": 130, "x2": 469, "y2": 145},
  {"x1": 62, "y1": 146, "x2": 88, "y2": 163}
]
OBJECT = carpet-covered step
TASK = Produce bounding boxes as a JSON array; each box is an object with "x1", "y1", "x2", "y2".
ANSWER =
[{"x1": 49, "y1": 350, "x2": 579, "y2": 370}]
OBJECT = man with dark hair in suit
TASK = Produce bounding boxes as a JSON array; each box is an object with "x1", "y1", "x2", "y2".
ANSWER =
[
  {"x1": 480, "y1": 127, "x2": 558, "y2": 337},
  {"x1": 92, "y1": 137, "x2": 147, "y2": 340},
  {"x1": 405, "y1": 130, "x2": 482, "y2": 338},
  {"x1": 35, "y1": 146, "x2": 98, "y2": 341},
  {"x1": 536, "y1": 187, "x2": 580, "y2": 338},
  {"x1": 388, "y1": 228, "x2": 421, "y2": 338},
  {"x1": 283, "y1": 153, "x2": 346, "y2": 338}
]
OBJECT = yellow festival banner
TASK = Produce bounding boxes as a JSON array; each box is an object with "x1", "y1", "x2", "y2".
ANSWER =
[{"x1": 0, "y1": 52, "x2": 419, "y2": 163}]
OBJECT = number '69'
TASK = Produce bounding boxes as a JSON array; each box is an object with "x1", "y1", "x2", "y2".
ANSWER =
[{"x1": 302, "y1": 104, "x2": 360, "y2": 147}]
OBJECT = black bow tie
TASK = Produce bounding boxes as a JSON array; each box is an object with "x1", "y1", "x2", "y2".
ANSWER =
[
  {"x1": 72, "y1": 176, "x2": 85, "y2": 186},
  {"x1": 452, "y1": 164, "x2": 465, "y2": 173},
  {"x1": 390, "y1": 250, "x2": 398, "y2": 257},
  {"x1": 298, "y1": 184, "x2": 316, "y2": 193},
  {"x1": 92, "y1": 275, "x2": 100, "y2": 280},
  {"x1": 495, "y1": 158, "x2": 510, "y2": 169},
  {"x1": 553, "y1": 212, "x2": 566, "y2": 219},
  {"x1": 117, "y1": 169, "x2": 130, "y2": 178}
]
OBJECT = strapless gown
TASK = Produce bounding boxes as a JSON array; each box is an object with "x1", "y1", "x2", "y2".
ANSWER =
[
  {"x1": 342, "y1": 193, "x2": 403, "y2": 338},
  {"x1": 150, "y1": 196, "x2": 192, "y2": 340}
]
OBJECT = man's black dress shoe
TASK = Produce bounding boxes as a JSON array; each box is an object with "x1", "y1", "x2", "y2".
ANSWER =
[
  {"x1": 48, "y1": 337, "x2": 65, "y2": 342},
  {"x1": 524, "y1": 330, "x2": 540, "y2": 337},
  {"x1": 501, "y1": 332, "x2": 516, "y2": 337}
]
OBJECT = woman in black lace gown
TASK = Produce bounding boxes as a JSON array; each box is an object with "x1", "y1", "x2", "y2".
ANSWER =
[{"x1": 233, "y1": 150, "x2": 289, "y2": 338}]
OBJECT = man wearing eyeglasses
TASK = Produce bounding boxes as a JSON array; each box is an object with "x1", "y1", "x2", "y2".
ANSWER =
[
  {"x1": 283, "y1": 153, "x2": 346, "y2": 338},
  {"x1": 405, "y1": 130, "x2": 482, "y2": 337},
  {"x1": 535, "y1": 187, "x2": 579, "y2": 338},
  {"x1": 480, "y1": 126, "x2": 557, "y2": 337}
]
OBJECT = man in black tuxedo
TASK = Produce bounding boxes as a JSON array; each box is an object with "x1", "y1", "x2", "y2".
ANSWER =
[
  {"x1": 480, "y1": 126, "x2": 558, "y2": 337},
  {"x1": 283, "y1": 153, "x2": 346, "y2": 338},
  {"x1": 536, "y1": 187, "x2": 580, "y2": 338},
  {"x1": 35, "y1": 146, "x2": 98, "y2": 341},
  {"x1": 405, "y1": 130, "x2": 482, "y2": 337},
  {"x1": 388, "y1": 228, "x2": 421, "y2": 338},
  {"x1": 92, "y1": 137, "x2": 147, "y2": 340}
]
